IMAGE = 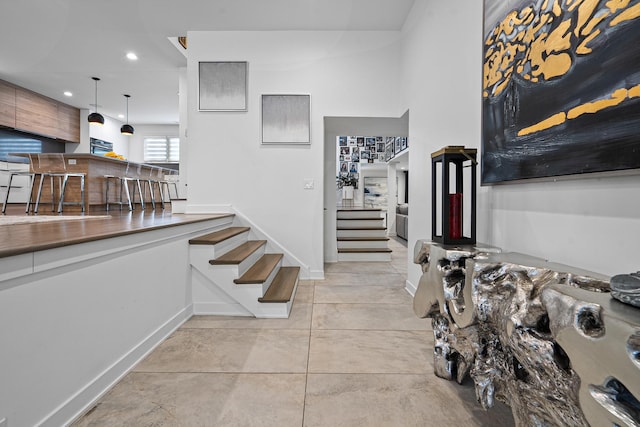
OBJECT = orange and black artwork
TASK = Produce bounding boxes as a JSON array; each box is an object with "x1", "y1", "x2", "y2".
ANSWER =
[{"x1": 482, "y1": 0, "x2": 640, "y2": 183}]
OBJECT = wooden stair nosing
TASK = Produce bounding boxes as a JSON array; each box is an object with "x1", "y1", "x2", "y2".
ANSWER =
[
  {"x1": 258, "y1": 266, "x2": 300, "y2": 303},
  {"x1": 337, "y1": 208, "x2": 381, "y2": 212},
  {"x1": 336, "y1": 226, "x2": 387, "y2": 230},
  {"x1": 209, "y1": 240, "x2": 266, "y2": 265},
  {"x1": 337, "y1": 218, "x2": 383, "y2": 222},
  {"x1": 337, "y1": 237, "x2": 390, "y2": 241},
  {"x1": 234, "y1": 253, "x2": 283, "y2": 284},
  {"x1": 337, "y1": 248, "x2": 393, "y2": 253},
  {"x1": 189, "y1": 227, "x2": 250, "y2": 245}
]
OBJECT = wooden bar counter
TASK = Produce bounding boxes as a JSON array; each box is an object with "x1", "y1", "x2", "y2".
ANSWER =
[{"x1": 18, "y1": 154, "x2": 174, "y2": 213}]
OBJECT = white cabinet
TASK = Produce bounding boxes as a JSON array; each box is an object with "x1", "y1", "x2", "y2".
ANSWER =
[{"x1": 0, "y1": 161, "x2": 30, "y2": 204}]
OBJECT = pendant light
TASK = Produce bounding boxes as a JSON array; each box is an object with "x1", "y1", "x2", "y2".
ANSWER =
[
  {"x1": 120, "y1": 94, "x2": 134, "y2": 135},
  {"x1": 88, "y1": 77, "x2": 104, "y2": 125}
]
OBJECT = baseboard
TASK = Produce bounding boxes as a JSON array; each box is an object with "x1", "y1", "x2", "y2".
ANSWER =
[
  {"x1": 49, "y1": 306, "x2": 193, "y2": 427},
  {"x1": 405, "y1": 279, "x2": 417, "y2": 297},
  {"x1": 309, "y1": 269, "x2": 325, "y2": 280},
  {"x1": 192, "y1": 302, "x2": 253, "y2": 317}
]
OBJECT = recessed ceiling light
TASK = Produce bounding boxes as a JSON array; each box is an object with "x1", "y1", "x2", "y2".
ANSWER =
[
  {"x1": 126, "y1": 52, "x2": 138, "y2": 60},
  {"x1": 118, "y1": 114, "x2": 125, "y2": 119},
  {"x1": 64, "y1": 91, "x2": 73, "y2": 97}
]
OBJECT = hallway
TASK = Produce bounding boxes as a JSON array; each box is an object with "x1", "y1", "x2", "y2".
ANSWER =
[{"x1": 73, "y1": 238, "x2": 514, "y2": 426}]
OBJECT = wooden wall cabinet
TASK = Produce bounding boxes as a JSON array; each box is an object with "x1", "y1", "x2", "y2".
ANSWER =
[
  {"x1": 16, "y1": 88, "x2": 59, "y2": 139},
  {"x1": 0, "y1": 80, "x2": 16, "y2": 128},
  {"x1": 57, "y1": 102, "x2": 81, "y2": 143},
  {"x1": 0, "y1": 79, "x2": 80, "y2": 143}
]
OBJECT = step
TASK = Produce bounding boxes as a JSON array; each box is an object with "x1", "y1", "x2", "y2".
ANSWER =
[
  {"x1": 234, "y1": 253, "x2": 283, "y2": 284},
  {"x1": 337, "y1": 228, "x2": 387, "y2": 238},
  {"x1": 189, "y1": 227, "x2": 251, "y2": 245},
  {"x1": 338, "y1": 248, "x2": 392, "y2": 253},
  {"x1": 337, "y1": 219, "x2": 384, "y2": 228},
  {"x1": 259, "y1": 267, "x2": 300, "y2": 303},
  {"x1": 338, "y1": 239, "x2": 390, "y2": 249},
  {"x1": 209, "y1": 240, "x2": 266, "y2": 265},
  {"x1": 337, "y1": 210, "x2": 383, "y2": 220}
]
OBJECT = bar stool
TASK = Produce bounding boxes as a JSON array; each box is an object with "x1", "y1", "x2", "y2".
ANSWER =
[
  {"x1": 129, "y1": 163, "x2": 147, "y2": 210},
  {"x1": 139, "y1": 166, "x2": 160, "y2": 210},
  {"x1": 1, "y1": 159, "x2": 35, "y2": 214},
  {"x1": 104, "y1": 162, "x2": 133, "y2": 211},
  {"x1": 149, "y1": 166, "x2": 166, "y2": 210},
  {"x1": 33, "y1": 153, "x2": 85, "y2": 213},
  {"x1": 160, "y1": 169, "x2": 180, "y2": 201}
]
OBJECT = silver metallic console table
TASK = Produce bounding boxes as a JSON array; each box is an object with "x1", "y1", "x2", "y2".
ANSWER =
[{"x1": 413, "y1": 240, "x2": 640, "y2": 426}]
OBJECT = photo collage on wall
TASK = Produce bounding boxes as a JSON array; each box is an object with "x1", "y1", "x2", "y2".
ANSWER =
[{"x1": 337, "y1": 135, "x2": 408, "y2": 178}]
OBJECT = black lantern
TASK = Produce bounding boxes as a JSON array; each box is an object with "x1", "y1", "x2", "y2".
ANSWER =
[{"x1": 431, "y1": 146, "x2": 477, "y2": 245}]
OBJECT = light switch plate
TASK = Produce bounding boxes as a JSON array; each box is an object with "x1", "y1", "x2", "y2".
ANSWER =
[{"x1": 68, "y1": 159, "x2": 77, "y2": 165}]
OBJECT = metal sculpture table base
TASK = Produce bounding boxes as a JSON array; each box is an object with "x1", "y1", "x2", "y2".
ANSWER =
[{"x1": 413, "y1": 241, "x2": 640, "y2": 426}]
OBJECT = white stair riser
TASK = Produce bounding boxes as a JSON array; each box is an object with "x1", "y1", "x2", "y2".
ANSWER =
[
  {"x1": 338, "y1": 252, "x2": 392, "y2": 262},
  {"x1": 337, "y1": 219, "x2": 384, "y2": 228},
  {"x1": 337, "y1": 229, "x2": 387, "y2": 238},
  {"x1": 337, "y1": 240, "x2": 389, "y2": 249},
  {"x1": 337, "y1": 211, "x2": 383, "y2": 220},
  {"x1": 210, "y1": 231, "x2": 250, "y2": 259}
]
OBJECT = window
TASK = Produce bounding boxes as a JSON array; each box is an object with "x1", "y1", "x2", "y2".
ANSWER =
[{"x1": 143, "y1": 137, "x2": 179, "y2": 163}]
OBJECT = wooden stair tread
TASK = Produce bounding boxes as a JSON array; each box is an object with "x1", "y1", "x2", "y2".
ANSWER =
[
  {"x1": 259, "y1": 267, "x2": 300, "y2": 303},
  {"x1": 190, "y1": 227, "x2": 250, "y2": 245},
  {"x1": 338, "y1": 248, "x2": 393, "y2": 253},
  {"x1": 234, "y1": 253, "x2": 283, "y2": 284},
  {"x1": 338, "y1": 218, "x2": 383, "y2": 221},
  {"x1": 337, "y1": 237, "x2": 390, "y2": 241},
  {"x1": 337, "y1": 208, "x2": 381, "y2": 212},
  {"x1": 209, "y1": 240, "x2": 266, "y2": 265}
]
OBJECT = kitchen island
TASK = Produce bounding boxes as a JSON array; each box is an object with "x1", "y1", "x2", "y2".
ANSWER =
[{"x1": 15, "y1": 153, "x2": 176, "y2": 212}]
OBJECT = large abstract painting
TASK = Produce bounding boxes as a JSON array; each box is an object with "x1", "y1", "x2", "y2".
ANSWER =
[
  {"x1": 482, "y1": 1, "x2": 640, "y2": 184},
  {"x1": 262, "y1": 94, "x2": 311, "y2": 144}
]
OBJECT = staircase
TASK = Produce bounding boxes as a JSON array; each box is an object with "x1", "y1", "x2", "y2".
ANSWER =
[
  {"x1": 336, "y1": 208, "x2": 392, "y2": 261},
  {"x1": 189, "y1": 226, "x2": 300, "y2": 318}
]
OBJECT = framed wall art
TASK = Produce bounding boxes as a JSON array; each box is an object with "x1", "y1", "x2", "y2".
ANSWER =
[
  {"x1": 364, "y1": 177, "x2": 388, "y2": 210},
  {"x1": 198, "y1": 61, "x2": 248, "y2": 111},
  {"x1": 262, "y1": 94, "x2": 310, "y2": 144},
  {"x1": 482, "y1": 1, "x2": 640, "y2": 184}
]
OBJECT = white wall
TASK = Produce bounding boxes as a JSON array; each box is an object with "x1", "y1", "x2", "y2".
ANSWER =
[
  {"x1": 187, "y1": 31, "x2": 404, "y2": 277},
  {"x1": 401, "y1": 0, "x2": 640, "y2": 292},
  {"x1": 401, "y1": 1, "x2": 483, "y2": 290}
]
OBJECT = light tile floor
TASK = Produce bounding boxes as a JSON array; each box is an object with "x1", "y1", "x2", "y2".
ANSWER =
[{"x1": 73, "y1": 238, "x2": 515, "y2": 426}]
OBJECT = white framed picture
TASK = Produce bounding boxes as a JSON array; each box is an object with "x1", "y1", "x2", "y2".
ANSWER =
[
  {"x1": 261, "y1": 94, "x2": 310, "y2": 144},
  {"x1": 198, "y1": 61, "x2": 248, "y2": 111}
]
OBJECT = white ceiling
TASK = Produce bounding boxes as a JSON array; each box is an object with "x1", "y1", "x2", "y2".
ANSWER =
[{"x1": 0, "y1": 0, "x2": 416, "y2": 125}]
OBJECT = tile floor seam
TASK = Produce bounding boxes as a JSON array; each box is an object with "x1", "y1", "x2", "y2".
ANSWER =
[{"x1": 301, "y1": 283, "x2": 316, "y2": 427}]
